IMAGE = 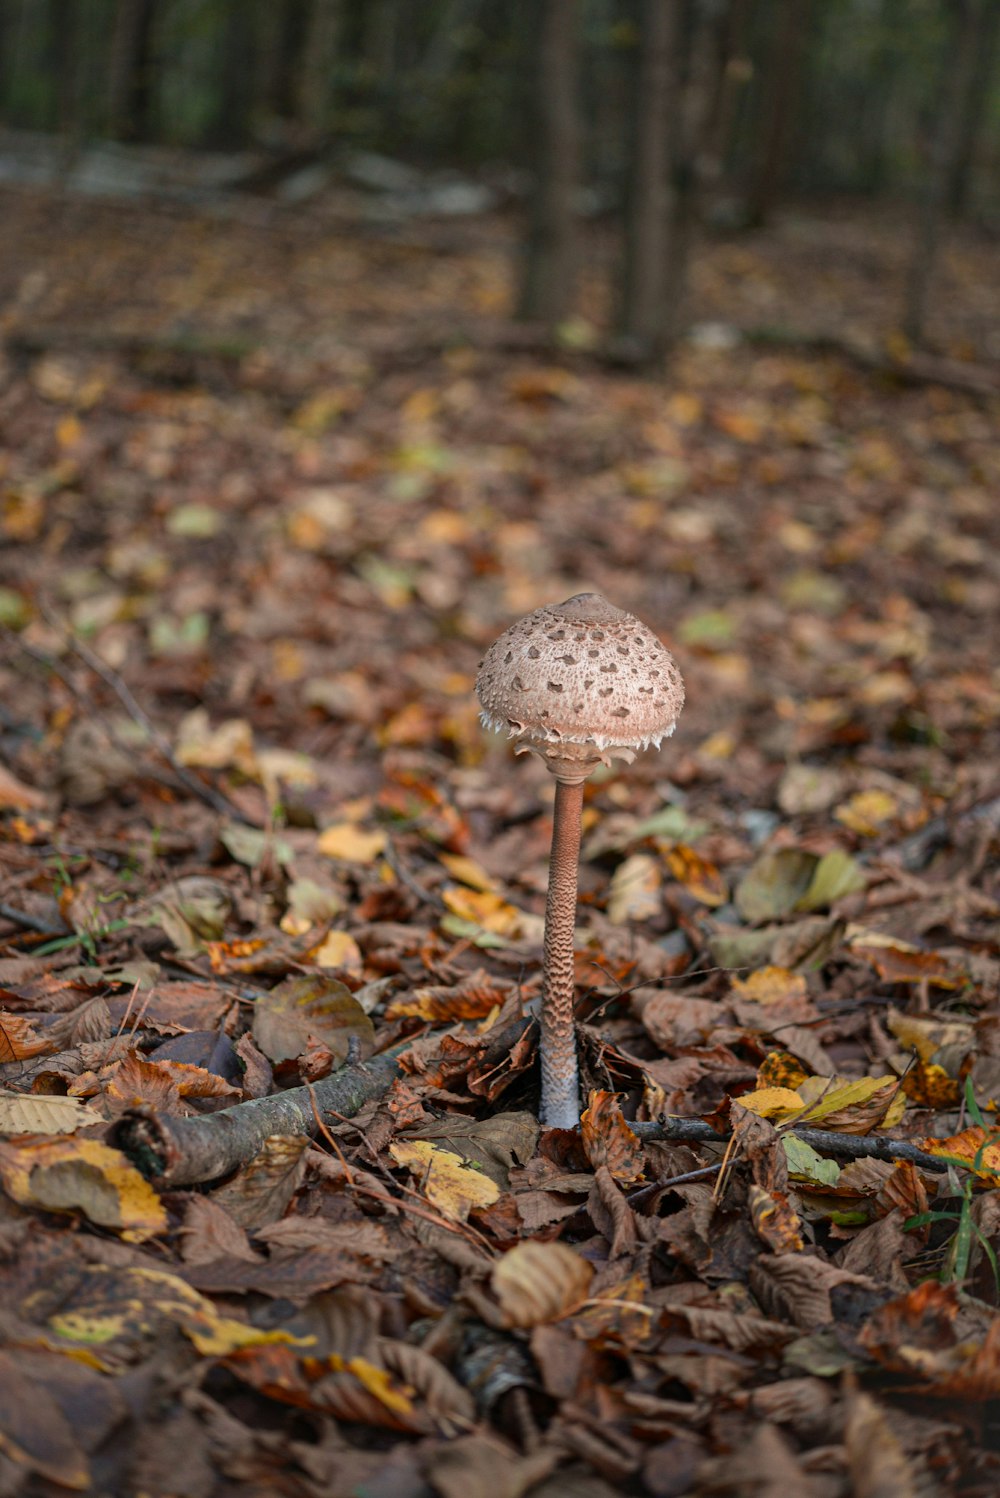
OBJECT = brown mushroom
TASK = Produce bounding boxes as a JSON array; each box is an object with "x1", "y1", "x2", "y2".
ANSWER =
[{"x1": 476, "y1": 593, "x2": 684, "y2": 1127}]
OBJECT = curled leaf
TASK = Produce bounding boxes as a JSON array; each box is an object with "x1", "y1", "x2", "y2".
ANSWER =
[
  {"x1": 252, "y1": 975, "x2": 374, "y2": 1066},
  {"x1": 0, "y1": 1138, "x2": 167, "y2": 1241},
  {"x1": 491, "y1": 1240, "x2": 593, "y2": 1328}
]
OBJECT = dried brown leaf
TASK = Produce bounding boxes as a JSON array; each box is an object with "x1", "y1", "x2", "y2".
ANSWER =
[
  {"x1": 491, "y1": 1240, "x2": 594, "y2": 1328},
  {"x1": 581, "y1": 1090, "x2": 645, "y2": 1183}
]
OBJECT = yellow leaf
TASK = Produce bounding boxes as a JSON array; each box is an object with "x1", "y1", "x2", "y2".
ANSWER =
[
  {"x1": 441, "y1": 886, "x2": 522, "y2": 937},
  {"x1": 665, "y1": 844, "x2": 728, "y2": 907},
  {"x1": 491, "y1": 1241, "x2": 594, "y2": 1328},
  {"x1": 317, "y1": 824, "x2": 387, "y2": 863},
  {"x1": 329, "y1": 1355, "x2": 415, "y2": 1418},
  {"x1": 796, "y1": 1074, "x2": 906, "y2": 1132},
  {"x1": 56, "y1": 414, "x2": 83, "y2": 448},
  {"x1": 437, "y1": 852, "x2": 498, "y2": 892},
  {"x1": 0, "y1": 1138, "x2": 167, "y2": 1241},
  {"x1": 607, "y1": 853, "x2": 662, "y2": 924},
  {"x1": 49, "y1": 1312, "x2": 128, "y2": 1346},
  {"x1": 731, "y1": 966, "x2": 809, "y2": 1007},
  {"x1": 737, "y1": 1088, "x2": 806, "y2": 1121},
  {"x1": 835, "y1": 789, "x2": 899, "y2": 836},
  {"x1": 175, "y1": 709, "x2": 257, "y2": 774},
  {"x1": 916, "y1": 1127, "x2": 1000, "y2": 1180},
  {"x1": 886, "y1": 1006, "x2": 972, "y2": 1063},
  {"x1": 184, "y1": 1314, "x2": 312, "y2": 1358},
  {"x1": 311, "y1": 930, "x2": 364, "y2": 975},
  {"x1": 389, "y1": 1139, "x2": 500, "y2": 1222}
]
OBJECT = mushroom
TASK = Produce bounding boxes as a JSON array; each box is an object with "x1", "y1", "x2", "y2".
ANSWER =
[{"x1": 477, "y1": 593, "x2": 684, "y2": 1128}]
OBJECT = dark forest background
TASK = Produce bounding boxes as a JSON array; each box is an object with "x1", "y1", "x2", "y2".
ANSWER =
[{"x1": 1, "y1": 0, "x2": 998, "y2": 362}]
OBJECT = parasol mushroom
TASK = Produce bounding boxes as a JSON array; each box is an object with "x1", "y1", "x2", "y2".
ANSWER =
[{"x1": 476, "y1": 593, "x2": 684, "y2": 1127}]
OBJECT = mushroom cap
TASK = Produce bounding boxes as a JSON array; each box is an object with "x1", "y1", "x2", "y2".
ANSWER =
[{"x1": 476, "y1": 593, "x2": 684, "y2": 779}]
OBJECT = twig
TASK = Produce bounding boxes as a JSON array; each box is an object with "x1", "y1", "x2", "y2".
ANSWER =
[
  {"x1": 627, "y1": 1163, "x2": 723, "y2": 1208},
  {"x1": 629, "y1": 1117, "x2": 963, "y2": 1175},
  {"x1": 383, "y1": 838, "x2": 447, "y2": 911},
  {"x1": 0, "y1": 902, "x2": 66, "y2": 937}
]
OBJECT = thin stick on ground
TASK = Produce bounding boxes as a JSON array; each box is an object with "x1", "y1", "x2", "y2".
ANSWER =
[{"x1": 630, "y1": 1116, "x2": 978, "y2": 1175}]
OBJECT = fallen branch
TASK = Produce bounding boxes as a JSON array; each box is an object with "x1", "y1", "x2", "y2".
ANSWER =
[
  {"x1": 112, "y1": 1042, "x2": 410, "y2": 1187},
  {"x1": 630, "y1": 1116, "x2": 960, "y2": 1174},
  {"x1": 111, "y1": 1015, "x2": 535, "y2": 1188}
]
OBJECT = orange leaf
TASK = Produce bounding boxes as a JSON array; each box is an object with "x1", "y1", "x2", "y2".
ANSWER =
[
  {"x1": 665, "y1": 844, "x2": 728, "y2": 906},
  {"x1": 581, "y1": 1091, "x2": 645, "y2": 1184}
]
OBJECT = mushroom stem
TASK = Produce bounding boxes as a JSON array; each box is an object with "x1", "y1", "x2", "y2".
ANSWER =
[{"x1": 540, "y1": 777, "x2": 585, "y2": 1128}]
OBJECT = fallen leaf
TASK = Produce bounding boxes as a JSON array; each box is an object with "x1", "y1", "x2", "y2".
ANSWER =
[
  {"x1": 581, "y1": 1091, "x2": 645, "y2": 1183},
  {"x1": 731, "y1": 967, "x2": 808, "y2": 1006},
  {"x1": 0, "y1": 1350, "x2": 90, "y2": 1490},
  {"x1": 795, "y1": 1074, "x2": 906, "y2": 1133},
  {"x1": 441, "y1": 886, "x2": 523, "y2": 937},
  {"x1": 491, "y1": 1241, "x2": 594, "y2": 1327},
  {"x1": 389, "y1": 1139, "x2": 500, "y2": 1221},
  {"x1": 607, "y1": 853, "x2": 662, "y2": 924},
  {"x1": 317, "y1": 824, "x2": 387, "y2": 863},
  {"x1": 0, "y1": 1092, "x2": 103, "y2": 1135},
  {"x1": 252, "y1": 975, "x2": 374, "y2": 1065},
  {"x1": 310, "y1": 929, "x2": 364, "y2": 975},
  {"x1": 0, "y1": 1138, "x2": 167, "y2": 1241},
  {"x1": 738, "y1": 1087, "x2": 807, "y2": 1121},
  {"x1": 835, "y1": 788, "x2": 900, "y2": 836},
  {"x1": 665, "y1": 844, "x2": 728, "y2": 906}
]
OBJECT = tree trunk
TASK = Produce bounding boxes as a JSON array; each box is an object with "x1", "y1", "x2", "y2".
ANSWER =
[
  {"x1": 616, "y1": 0, "x2": 677, "y2": 359},
  {"x1": 47, "y1": 0, "x2": 81, "y2": 163},
  {"x1": 211, "y1": 2, "x2": 257, "y2": 147},
  {"x1": 297, "y1": 0, "x2": 341, "y2": 137},
  {"x1": 615, "y1": 0, "x2": 725, "y2": 363},
  {"x1": 700, "y1": 0, "x2": 752, "y2": 195},
  {"x1": 107, "y1": 0, "x2": 158, "y2": 142},
  {"x1": 744, "y1": 0, "x2": 809, "y2": 226},
  {"x1": 945, "y1": 0, "x2": 1000, "y2": 215},
  {"x1": 904, "y1": 0, "x2": 983, "y2": 343},
  {"x1": 517, "y1": 0, "x2": 581, "y2": 327},
  {"x1": 264, "y1": 0, "x2": 308, "y2": 123}
]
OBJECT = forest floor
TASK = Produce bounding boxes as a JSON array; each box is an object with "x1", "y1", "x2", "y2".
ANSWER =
[{"x1": 0, "y1": 180, "x2": 998, "y2": 1497}]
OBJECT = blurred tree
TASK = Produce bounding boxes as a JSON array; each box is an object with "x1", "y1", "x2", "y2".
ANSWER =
[
  {"x1": 47, "y1": 0, "x2": 81, "y2": 147},
  {"x1": 108, "y1": 0, "x2": 159, "y2": 141},
  {"x1": 260, "y1": 0, "x2": 308, "y2": 128},
  {"x1": 615, "y1": 0, "x2": 730, "y2": 363},
  {"x1": 945, "y1": 0, "x2": 1000, "y2": 213},
  {"x1": 616, "y1": 0, "x2": 677, "y2": 359},
  {"x1": 744, "y1": 0, "x2": 809, "y2": 226},
  {"x1": 905, "y1": 0, "x2": 987, "y2": 342},
  {"x1": 297, "y1": 0, "x2": 341, "y2": 138},
  {"x1": 210, "y1": 2, "x2": 257, "y2": 148},
  {"x1": 517, "y1": 0, "x2": 580, "y2": 325}
]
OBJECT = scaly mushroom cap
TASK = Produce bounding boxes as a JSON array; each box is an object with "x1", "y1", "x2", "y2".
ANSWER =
[{"x1": 476, "y1": 593, "x2": 684, "y2": 784}]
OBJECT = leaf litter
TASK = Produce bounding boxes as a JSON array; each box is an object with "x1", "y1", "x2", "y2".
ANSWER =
[{"x1": 0, "y1": 187, "x2": 997, "y2": 1493}]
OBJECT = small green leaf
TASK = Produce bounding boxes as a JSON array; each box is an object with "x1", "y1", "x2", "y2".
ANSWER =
[
  {"x1": 783, "y1": 1135, "x2": 841, "y2": 1186},
  {"x1": 796, "y1": 850, "x2": 866, "y2": 911},
  {"x1": 735, "y1": 849, "x2": 817, "y2": 922}
]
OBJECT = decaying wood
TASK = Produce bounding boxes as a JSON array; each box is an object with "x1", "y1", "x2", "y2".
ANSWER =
[
  {"x1": 112, "y1": 1016, "x2": 536, "y2": 1188},
  {"x1": 112, "y1": 1042, "x2": 409, "y2": 1187}
]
